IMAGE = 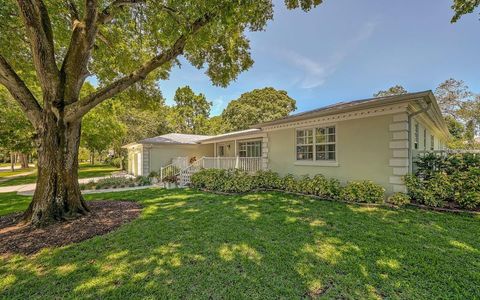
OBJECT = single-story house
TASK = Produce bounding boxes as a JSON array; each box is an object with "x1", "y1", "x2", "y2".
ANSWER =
[{"x1": 123, "y1": 91, "x2": 449, "y2": 194}]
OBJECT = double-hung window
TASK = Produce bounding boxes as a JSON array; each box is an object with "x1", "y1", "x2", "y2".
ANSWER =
[
  {"x1": 414, "y1": 123, "x2": 419, "y2": 150},
  {"x1": 296, "y1": 126, "x2": 336, "y2": 161},
  {"x1": 296, "y1": 129, "x2": 314, "y2": 160},
  {"x1": 238, "y1": 141, "x2": 262, "y2": 157}
]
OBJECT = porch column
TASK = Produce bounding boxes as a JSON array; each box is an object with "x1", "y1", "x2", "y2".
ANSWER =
[
  {"x1": 234, "y1": 140, "x2": 239, "y2": 168},
  {"x1": 262, "y1": 136, "x2": 269, "y2": 170}
]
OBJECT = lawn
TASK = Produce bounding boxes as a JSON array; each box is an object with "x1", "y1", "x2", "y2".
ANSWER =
[
  {"x1": 0, "y1": 189, "x2": 479, "y2": 299},
  {"x1": 0, "y1": 168, "x2": 35, "y2": 179},
  {"x1": 0, "y1": 164, "x2": 120, "y2": 187}
]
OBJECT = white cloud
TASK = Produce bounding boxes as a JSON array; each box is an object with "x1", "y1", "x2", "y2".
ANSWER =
[{"x1": 279, "y1": 21, "x2": 377, "y2": 89}]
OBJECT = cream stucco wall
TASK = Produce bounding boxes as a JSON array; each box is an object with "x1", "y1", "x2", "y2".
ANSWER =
[
  {"x1": 267, "y1": 114, "x2": 396, "y2": 194},
  {"x1": 147, "y1": 144, "x2": 214, "y2": 173}
]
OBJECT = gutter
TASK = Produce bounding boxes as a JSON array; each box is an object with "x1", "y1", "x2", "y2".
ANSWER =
[{"x1": 407, "y1": 100, "x2": 432, "y2": 173}]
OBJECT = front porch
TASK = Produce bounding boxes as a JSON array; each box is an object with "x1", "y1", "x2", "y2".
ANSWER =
[{"x1": 164, "y1": 134, "x2": 269, "y2": 185}]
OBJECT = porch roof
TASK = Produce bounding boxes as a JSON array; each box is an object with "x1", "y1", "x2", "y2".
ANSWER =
[
  {"x1": 136, "y1": 133, "x2": 213, "y2": 146},
  {"x1": 199, "y1": 129, "x2": 262, "y2": 143}
]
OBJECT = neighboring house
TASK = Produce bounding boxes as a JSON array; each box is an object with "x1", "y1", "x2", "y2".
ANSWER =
[{"x1": 123, "y1": 91, "x2": 449, "y2": 194}]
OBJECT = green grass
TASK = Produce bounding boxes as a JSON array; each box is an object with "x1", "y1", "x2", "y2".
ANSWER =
[
  {"x1": 0, "y1": 164, "x2": 119, "y2": 187},
  {"x1": 0, "y1": 189, "x2": 479, "y2": 299},
  {"x1": 0, "y1": 168, "x2": 35, "y2": 179}
]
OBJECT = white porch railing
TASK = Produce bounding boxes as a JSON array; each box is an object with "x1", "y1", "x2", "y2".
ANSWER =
[
  {"x1": 202, "y1": 157, "x2": 263, "y2": 172},
  {"x1": 160, "y1": 157, "x2": 187, "y2": 182},
  {"x1": 179, "y1": 157, "x2": 265, "y2": 186}
]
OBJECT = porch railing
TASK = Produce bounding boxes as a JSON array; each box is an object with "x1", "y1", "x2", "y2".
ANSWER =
[
  {"x1": 178, "y1": 157, "x2": 265, "y2": 186},
  {"x1": 202, "y1": 157, "x2": 264, "y2": 173}
]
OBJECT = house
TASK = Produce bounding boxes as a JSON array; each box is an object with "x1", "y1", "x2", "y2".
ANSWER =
[{"x1": 123, "y1": 91, "x2": 449, "y2": 194}]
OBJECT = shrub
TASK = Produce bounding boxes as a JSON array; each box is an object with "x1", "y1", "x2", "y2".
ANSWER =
[
  {"x1": 297, "y1": 175, "x2": 314, "y2": 195},
  {"x1": 405, "y1": 173, "x2": 452, "y2": 207},
  {"x1": 222, "y1": 170, "x2": 255, "y2": 193},
  {"x1": 136, "y1": 176, "x2": 152, "y2": 186},
  {"x1": 456, "y1": 192, "x2": 480, "y2": 210},
  {"x1": 254, "y1": 170, "x2": 282, "y2": 189},
  {"x1": 282, "y1": 174, "x2": 299, "y2": 193},
  {"x1": 148, "y1": 171, "x2": 159, "y2": 178},
  {"x1": 162, "y1": 175, "x2": 178, "y2": 184},
  {"x1": 340, "y1": 180, "x2": 385, "y2": 203},
  {"x1": 80, "y1": 176, "x2": 146, "y2": 190},
  {"x1": 191, "y1": 169, "x2": 228, "y2": 191},
  {"x1": 310, "y1": 174, "x2": 342, "y2": 199},
  {"x1": 387, "y1": 192, "x2": 411, "y2": 206}
]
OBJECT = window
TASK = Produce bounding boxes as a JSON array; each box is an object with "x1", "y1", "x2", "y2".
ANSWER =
[
  {"x1": 430, "y1": 135, "x2": 435, "y2": 150},
  {"x1": 238, "y1": 141, "x2": 262, "y2": 157},
  {"x1": 423, "y1": 129, "x2": 427, "y2": 150},
  {"x1": 414, "y1": 123, "x2": 419, "y2": 150},
  {"x1": 296, "y1": 126, "x2": 336, "y2": 161},
  {"x1": 218, "y1": 145, "x2": 225, "y2": 157},
  {"x1": 315, "y1": 126, "x2": 336, "y2": 161},
  {"x1": 296, "y1": 129, "x2": 314, "y2": 160}
]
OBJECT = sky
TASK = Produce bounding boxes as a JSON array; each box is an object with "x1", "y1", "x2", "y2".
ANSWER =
[{"x1": 159, "y1": 0, "x2": 480, "y2": 116}]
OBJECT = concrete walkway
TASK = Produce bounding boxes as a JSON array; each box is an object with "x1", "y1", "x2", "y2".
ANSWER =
[
  {"x1": 17, "y1": 184, "x2": 160, "y2": 196},
  {"x1": 0, "y1": 175, "x2": 133, "y2": 195},
  {"x1": 0, "y1": 169, "x2": 36, "y2": 183}
]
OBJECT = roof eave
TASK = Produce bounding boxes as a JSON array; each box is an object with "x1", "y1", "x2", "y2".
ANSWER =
[{"x1": 253, "y1": 91, "x2": 433, "y2": 128}]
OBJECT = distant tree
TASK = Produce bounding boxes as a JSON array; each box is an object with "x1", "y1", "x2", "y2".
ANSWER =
[
  {"x1": 434, "y1": 78, "x2": 473, "y2": 118},
  {"x1": 373, "y1": 85, "x2": 408, "y2": 97},
  {"x1": 0, "y1": 88, "x2": 35, "y2": 170},
  {"x1": 451, "y1": 0, "x2": 480, "y2": 22},
  {"x1": 171, "y1": 86, "x2": 212, "y2": 134},
  {"x1": 444, "y1": 115, "x2": 465, "y2": 140},
  {"x1": 222, "y1": 87, "x2": 296, "y2": 131},
  {"x1": 201, "y1": 116, "x2": 230, "y2": 135},
  {"x1": 81, "y1": 103, "x2": 126, "y2": 165}
]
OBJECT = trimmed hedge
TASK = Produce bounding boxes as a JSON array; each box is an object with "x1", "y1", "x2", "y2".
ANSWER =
[{"x1": 191, "y1": 169, "x2": 385, "y2": 203}]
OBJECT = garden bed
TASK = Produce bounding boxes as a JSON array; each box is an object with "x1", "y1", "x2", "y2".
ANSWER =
[
  {"x1": 0, "y1": 201, "x2": 141, "y2": 255},
  {"x1": 80, "y1": 176, "x2": 151, "y2": 191}
]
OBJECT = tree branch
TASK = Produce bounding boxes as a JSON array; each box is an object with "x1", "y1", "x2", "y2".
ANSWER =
[
  {"x1": 97, "y1": 0, "x2": 145, "y2": 24},
  {"x1": 66, "y1": 0, "x2": 80, "y2": 24},
  {"x1": 16, "y1": 0, "x2": 60, "y2": 96},
  {"x1": 65, "y1": 14, "x2": 212, "y2": 122},
  {"x1": 60, "y1": 0, "x2": 99, "y2": 104},
  {"x1": 0, "y1": 54, "x2": 43, "y2": 128}
]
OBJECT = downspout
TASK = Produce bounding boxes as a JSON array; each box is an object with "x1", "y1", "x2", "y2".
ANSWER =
[{"x1": 407, "y1": 100, "x2": 432, "y2": 173}]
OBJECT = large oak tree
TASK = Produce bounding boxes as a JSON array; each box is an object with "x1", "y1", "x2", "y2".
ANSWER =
[{"x1": 0, "y1": 0, "x2": 321, "y2": 226}]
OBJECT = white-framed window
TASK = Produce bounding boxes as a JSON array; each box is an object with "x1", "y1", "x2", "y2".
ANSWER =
[
  {"x1": 296, "y1": 129, "x2": 314, "y2": 160},
  {"x1": 414, "y1": 123, "x2": 419, "y2": 150},
  {"x1": 238, "y1": 141, "x2": 262, "y2": 157},
  {"x1": 430, "y1": 135, "x2": 435, "y2": 151},
  {"x1": 296, "y1": 126, "x2": 336, "y2": 161}
]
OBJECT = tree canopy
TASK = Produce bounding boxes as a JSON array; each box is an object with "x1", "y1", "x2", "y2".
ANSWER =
[
  {"x1": 221, "y1": 87, "x2": 297, "y2": 131},
  {"x1": 451, "y1": 0, "x2": 480, "y2": 22},
  {"x1": 373, "y1": 85, "x2": 408, "y2": 97},
  {"x1": 169, "y1": 86, "x2": 212, "y2": 134}
]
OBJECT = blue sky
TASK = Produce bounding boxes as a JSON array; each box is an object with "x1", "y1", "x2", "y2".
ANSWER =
[{"x1": 160, "y1": 0, "x2": 480, "y2": 116}]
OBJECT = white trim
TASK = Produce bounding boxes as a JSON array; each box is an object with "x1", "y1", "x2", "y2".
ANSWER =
[{"x1": 294, "y1": 161, "x2": 339, "y2": 167}]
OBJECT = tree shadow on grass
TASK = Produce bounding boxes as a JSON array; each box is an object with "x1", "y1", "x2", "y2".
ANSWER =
[{"x1": 1, "y1": 189, "x2": 479, "y2": 299}]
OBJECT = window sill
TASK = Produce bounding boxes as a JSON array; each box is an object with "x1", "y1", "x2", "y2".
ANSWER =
[{"x1": 294, "y1": 160, "x2": 339, "y2": 167}]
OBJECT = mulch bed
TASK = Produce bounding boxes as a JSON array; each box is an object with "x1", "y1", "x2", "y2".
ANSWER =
[{"x1": 0, "y1": 201, "x2": 142, "y2": 256}]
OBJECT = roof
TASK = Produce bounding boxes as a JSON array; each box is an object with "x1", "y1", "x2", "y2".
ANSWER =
[
  {"x1": 200, "y1": 129, "x2": 262, "y2": 143},
  {"x1": 138, "y1": 133, "x2": 213, "y2": 145},
  {"x1": 254, "y1": 91, "x2": 436, "y2": 128}
]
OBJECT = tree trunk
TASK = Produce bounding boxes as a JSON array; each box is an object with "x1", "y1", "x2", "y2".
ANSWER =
[
  {"x1": 10, "y1": 152, "x2": 15, "y2": 172},
  {"x1": 21, "y1": 116, "x2": 89, "y2": 227},
  {"x1": 90, "y1": 151, "x2": 95, "y2": 165},
  {"x1": 20, "y1": 153, "x2": 29, "y2": 169}
]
